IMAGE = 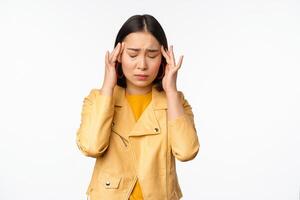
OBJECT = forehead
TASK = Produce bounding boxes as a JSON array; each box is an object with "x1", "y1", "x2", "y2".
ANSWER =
[{"x1": 123, "y1": 32, "x2": 160, "y2": 48}]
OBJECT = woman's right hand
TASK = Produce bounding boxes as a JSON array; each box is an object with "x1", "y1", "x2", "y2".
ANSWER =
[{"x1": 101, "y1": 42, "x2": 124, "y2": 92}]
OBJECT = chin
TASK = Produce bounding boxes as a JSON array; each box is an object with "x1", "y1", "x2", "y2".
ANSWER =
[
  {"x1": 133, "y1": 81, "x2": 152, "y2": 87},
  {"x1": 128, "y1": 78, "x2": 153, "y2": 88}
]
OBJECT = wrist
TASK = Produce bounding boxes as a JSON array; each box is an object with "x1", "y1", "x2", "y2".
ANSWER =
[
  {"x1": 100, "y1": 85, "x2": 114, "y2": 96},
  {"x1": 165, "y1": 89, "x2": 179, "y2": 97}
]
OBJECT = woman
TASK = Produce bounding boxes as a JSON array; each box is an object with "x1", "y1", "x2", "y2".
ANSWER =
[{"x1": 76, "y1": 14, "x2": 200, "y2": 200}]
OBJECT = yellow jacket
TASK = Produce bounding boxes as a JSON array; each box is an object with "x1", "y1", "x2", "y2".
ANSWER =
[{"x1": 76, "y1": 84, "x2": 200, "y2": 200}]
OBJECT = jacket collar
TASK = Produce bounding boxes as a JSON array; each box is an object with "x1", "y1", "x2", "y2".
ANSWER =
[
  {"x1": 113, "y1": 84, "x2": 167, "y2": 110},
  {"x1": 111, "y1": 84, "x2": 167, "y2": 138}
]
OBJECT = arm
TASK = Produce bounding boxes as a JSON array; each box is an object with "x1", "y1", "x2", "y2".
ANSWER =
[
  {"x1": 76, "y1": 89, "x2": 114, "y2": 158},
  {"x1": 167, "y1": 91, "x2": 200, "y2": 162}
]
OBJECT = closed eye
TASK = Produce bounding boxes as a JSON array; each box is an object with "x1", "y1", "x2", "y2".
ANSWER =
[
  {"x1": 148, "y1": 53, "x2": 159, "y2": 58},
  {"x1": 129, "y1": 54, "x2": 158, "y2": 58}
]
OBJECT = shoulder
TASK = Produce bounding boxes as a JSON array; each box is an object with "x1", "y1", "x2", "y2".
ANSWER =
[
  {"x1": 87, "y1": 85, "x2": 123, "y2": 97},
  {"x1": 177, "y1": 90, "x2": 192, "y2": 108},
  {"x1": 177, "y1": 91, "x2": 185, "y2": 100},
  {"x1": 85, "y1": 88, "x2": 114, "y2": 103},
  {"x1": 89, "y1": 88, "x2": 100, "y2": 95},
  {"x1": 84, "y1": 89, "x2": 100, "y2": 99},
  {"x1": 162, "y1": 90, "x2": 190, "y2": 107}
]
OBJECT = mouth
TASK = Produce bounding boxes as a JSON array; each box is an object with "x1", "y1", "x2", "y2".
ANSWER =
[
  {"x1": 134, "y1": 74, "x2": 149, "y2": 80},
  {"x1": 135, "y1": 74, "x2": 148, "y2": 77}
]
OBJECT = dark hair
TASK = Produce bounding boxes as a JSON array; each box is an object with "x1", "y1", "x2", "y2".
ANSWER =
[{"x1": 114, "y1": 14, "x2": 168, "y2": 92}]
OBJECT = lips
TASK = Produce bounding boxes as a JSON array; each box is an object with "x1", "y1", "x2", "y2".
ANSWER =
[
  {"x1": 135, "y1": 74, "x2": 148, "y2": 77},
  {"x1": 135, "y1": 74, "x2": 148, "y2": 80}
]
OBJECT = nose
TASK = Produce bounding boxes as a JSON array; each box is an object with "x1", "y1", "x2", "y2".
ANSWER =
[{"x1": 137, "y1": 56, "x2": 147, "y2": 70}]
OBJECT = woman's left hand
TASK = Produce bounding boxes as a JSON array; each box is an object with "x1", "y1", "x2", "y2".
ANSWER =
[{"x1": 161, "y1": 45, "x2": 184, "y2": 94}]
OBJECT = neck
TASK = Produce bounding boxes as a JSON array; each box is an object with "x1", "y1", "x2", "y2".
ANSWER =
[{"x1": 126, "y1": 82, "x2": 153, "y2": 95}]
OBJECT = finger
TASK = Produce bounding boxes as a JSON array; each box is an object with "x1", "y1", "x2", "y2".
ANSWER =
[
  {"x1": 112, "y1": 43, "x2": 122, "y2": 63},
  {"x1": 109, "y1": 42, "x2": 121, "y2": 62},
  {"x1": 169, "y1": 45, "x2": 176, "y2": 67},
  {"x1": 105, "y1": 51, "x2": 110, "y2": 67},
  {"x1": 121, "y1": 42, "x2": 125, "y2": 53},
  {"x1": 161, "y1": 45, "x2": 170, "y2": 63},
  {"x1": 164, "y1": 65, "x2": 169, "y2": 74},
  {"x1": 176, "y1": 55, "x2": 184, "y2": 69},
  {"x1": 117, "y1": 42, "x2": 125, "y2": 61},
  {"x1": 109, "y1": 43, "x2": 120, "y2": 62}
]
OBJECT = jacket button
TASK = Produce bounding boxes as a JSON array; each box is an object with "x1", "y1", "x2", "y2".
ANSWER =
[
  {"x1": 106, "y1": 181, "x2": 110, "y2": 186},
  {"x1": 154, "y1": 128, "x2": 159, "y2": 132}
]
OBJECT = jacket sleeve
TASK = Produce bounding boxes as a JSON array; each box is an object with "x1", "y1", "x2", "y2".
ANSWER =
[
  {"x1": 76, "y1": 89, "x2": 114, "y2": 158},
  {"x1": 168, "y1": 91, "x2": 200, "y2": 162}
]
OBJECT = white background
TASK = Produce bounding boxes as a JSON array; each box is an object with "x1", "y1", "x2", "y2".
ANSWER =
[{"x1": 0, "y1": 0, "x2": 299, "y2": 199}]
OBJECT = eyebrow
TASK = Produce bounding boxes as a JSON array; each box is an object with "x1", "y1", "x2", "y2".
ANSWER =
[{"x1": 126, "y1": 48, "x2": 160, "y2": 53}]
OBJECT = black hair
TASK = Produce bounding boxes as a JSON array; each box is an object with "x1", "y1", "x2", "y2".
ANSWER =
[{"x1": 114, "y1": 14, "x2": 168, "y2": 92}]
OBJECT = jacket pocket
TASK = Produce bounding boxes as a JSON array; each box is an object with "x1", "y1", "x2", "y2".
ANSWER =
[
  {"x1": 98, "y1": 173, "x2": 122, "y2": 189},
  {"x1": 88, "y1": 174, "x2": 124, "y2": 200}
]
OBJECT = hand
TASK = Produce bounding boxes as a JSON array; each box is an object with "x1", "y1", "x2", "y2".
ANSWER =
[
  {"x1": 161, "y1": 45, "x2": 184, "y2": 94},
  {"x1": 102, "y1": 42, "x2": 124, "y2": 90}
]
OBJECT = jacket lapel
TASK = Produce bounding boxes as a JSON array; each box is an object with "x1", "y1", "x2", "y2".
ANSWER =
[
  {"x1": 111, "y1": 84, "x2": 167, "y2": 139},
  {"x1": 111, "y1": 86, "x2": 135, "y2": 140}
]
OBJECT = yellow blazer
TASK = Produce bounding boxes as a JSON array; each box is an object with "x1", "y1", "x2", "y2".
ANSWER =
[{"x1": 76, "y1": 84, "x2": 200, "y2": 200}]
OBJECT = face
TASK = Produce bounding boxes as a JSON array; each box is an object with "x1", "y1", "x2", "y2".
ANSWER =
[{"x1": 118, "y1": 31, "x2": 162, "y2": 91}]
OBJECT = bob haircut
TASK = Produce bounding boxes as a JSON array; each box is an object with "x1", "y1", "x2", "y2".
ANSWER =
[{"x1": 114, "y1": 14, "x2": 168, "y2": 92}]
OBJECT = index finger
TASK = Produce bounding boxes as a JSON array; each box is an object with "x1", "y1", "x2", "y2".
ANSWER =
[
  {"x1": 110, "y1": 42, "x2": 121, "y2": 62},
  {"x1": 117, "y1": 42, "x2": 125, "y2": 61},
  {"x1": 161, "y1": 45, "x2": 170, "y2": 63}
]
